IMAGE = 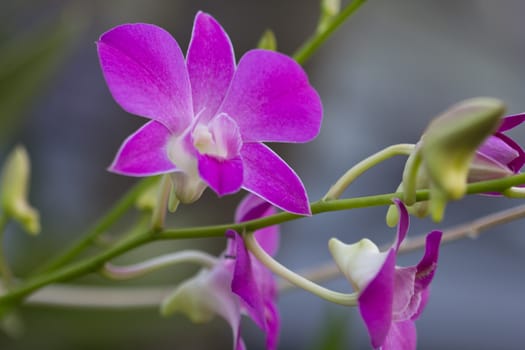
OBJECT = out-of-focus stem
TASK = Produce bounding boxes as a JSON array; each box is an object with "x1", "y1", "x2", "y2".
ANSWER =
[{"x1": 293, "y1": 0, "x2": 368, "y2": 65}]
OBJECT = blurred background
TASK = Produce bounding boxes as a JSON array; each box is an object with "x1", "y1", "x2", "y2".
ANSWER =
[{"x1": 1, "y1": 0, "x2": 525, "y2": 349}]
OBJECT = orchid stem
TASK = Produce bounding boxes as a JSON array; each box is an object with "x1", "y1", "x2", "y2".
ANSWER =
[
  {"x1": 35, "y1": 177, "x2": 159, "y2": 275},
  {"x1": 244, "y1": 233, "x2": 357, "y2": 306},
  {"x1": 293, "y1": 0, "x2": 368, "y2": 65},
  {"x1": 101, "y1": 250, "x2": 218, "y2": 280},
  {"x1": 503, "y1": 186, "x2": 525, "y2": 198},
  {"x1": 323, "y1": 143, "x2": 415, "y2": 200},
  {"x1": 6, "y1": 203, "x2": 525, "y2": 309},
  {"x1": 281, "y1": 202, "x2": 525, "y2": 291},
  {"x1": 401, "y1": 147, "x2": 422, "y2": 205},
  {"x1": 151, "y1": 175, "x2": 171, "y2": 231},
  {"x1": 2, "y1": 172, "x2": 525, "y2": 309}
]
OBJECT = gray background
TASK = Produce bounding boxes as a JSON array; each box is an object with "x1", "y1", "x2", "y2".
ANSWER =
[{"x1": 1, "y1": 0, "x2": 524, "y2": 349}]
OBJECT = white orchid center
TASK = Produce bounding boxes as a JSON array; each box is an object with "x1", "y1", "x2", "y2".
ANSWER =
[{"x1": 192, "y1": 123, "x2": 228, "y2": 158}]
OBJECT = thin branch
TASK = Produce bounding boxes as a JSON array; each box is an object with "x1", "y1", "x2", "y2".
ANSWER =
[{"x1": 279, "y1": 203, "x2": 525, "y2": 291}]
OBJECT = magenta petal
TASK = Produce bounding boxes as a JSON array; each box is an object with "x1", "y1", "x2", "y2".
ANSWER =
[
  {"x1": 241, "y1": 143, "x2": 311, "y2": 215},
  {"x1": 412, "y1": 287, "x2": 430, "y2": 321},
  {"x1": 219, "y1": 49, "x2": 322, "y2": 143},
  {"x1": 392, "y1": 266, "x2": 418, "y2": 320},
  {"x1": 498, "y1": 113, "x2": 525, "y2": 132},
  {"x1": 187, "y1": 12, "x2": 235, "y2": 122},
  {"x1": 109, "y1": 121, "x2": 176, "y2": 176},
  {"x1": 478, "y1": 135, "x2": 519, "y2": 166},
  {"x1": 392, "y1": 199, "x2": 409, "y2": 251},
  {"x1": 198, "y1": 155, "x2": 243, "y2": 196},
  {"x1": 235, "y1": 194, "x2": 279, "y2": 256},
  {"x1": 496, "y1": 133, "x2": 525, "y2": 173},
  {"x1": 263, "y1": 299, "x2": 280, "y2": 350},
  {"x1": 415, "y1": 231, "x2": 442, "y2": 291},
  {"x1": 97, "y1": 23, "x2": 192, "y2": 134},
  {"x1": 241, "y1": 143, "x2": 310, "y2": 215},
  {"x1": 235, "y1": 193, "x2": 274, "y2": 222},
  {"x1": 382, "y1": 320, "x2": 417, "y2": 350},
  {"x1": 230, "y1": 230, "x2": 267, "y2": 330},
  {"x1": 359, "y1": 249, "x2": 396, "y2": 349}
]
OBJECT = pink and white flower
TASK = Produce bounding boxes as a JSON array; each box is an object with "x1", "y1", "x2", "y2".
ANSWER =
[
  {"x1": 97, "y1": 12, "x2": 322, "y2": 214},
  {"x1": 329, "y1": 200, "x2": 442, "y2": 349}
]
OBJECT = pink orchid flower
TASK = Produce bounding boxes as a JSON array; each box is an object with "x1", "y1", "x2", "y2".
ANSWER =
[
  {"x1": 163, "y1": 194, "x2": 280, "y2": 350},
  {"x1": 329, "y1": 200, "x2": 442, "y2": 350},
  {"x1": 97, "y1": 12, "x2": 322, "y2": 214}
]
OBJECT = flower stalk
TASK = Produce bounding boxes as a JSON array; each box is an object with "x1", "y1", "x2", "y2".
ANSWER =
[
  {"x1": 244, "y1": 233, "x2": 357, "y2": 306},
  {"x1": 1, "y1": 172, "x2": 525, "y2": 313},
  {"x1": 323, "y1": 143, "x2": 415, "y2": 200},
  {"x1": 101, "y1": 250, "x2": 218, "y2": 280}
]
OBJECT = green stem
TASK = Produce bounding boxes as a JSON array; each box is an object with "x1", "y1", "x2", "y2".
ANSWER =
[
  {"x1": 0, "y1": 231, "x2": 154, "y2": 311},
  {"x1": 245, "y1": 233, "x2": 357, "y2": 306},
  {"x1": 293, "y1": 0, "x2": 368, "y2": 64},
  {"x1": 401, "y1": 147, "x2": 422, "y2": 205},
  {"x1": 151, "y1": 175, "x2": 171, "y2": 231},
  {"x1": 323, "y1": 144, "x2": 415, "y2": 200},
  {"x1": 35, "y1": 177, "x2": 159, "y2": 274},
  {"x1": 0, "y1": 213, "x2": 13, "y2": 289},
  {"x1": 2, "y1": 172, "x2": 525, "y2": 309}
]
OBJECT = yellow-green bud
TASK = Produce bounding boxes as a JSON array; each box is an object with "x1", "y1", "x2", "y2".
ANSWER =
[
  {"x1": 1, "y1": 146, "x2": 40, "y2": 235},
  {"x1": 257, "y1": 29, "x2": 277, "y2": 51}
]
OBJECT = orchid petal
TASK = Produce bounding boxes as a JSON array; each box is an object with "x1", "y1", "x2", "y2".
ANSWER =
[
  {"x1": 219, "y1": 49, "x2": 322, "y2": 143},
  {"x1": 359, "y1": 249, "x2": 397, "y2": 349},
  {"x1": 97, "y1": 23, "x2": 192, "y2": 134},
  {"x1": 329, "y1": 238, "x2": 389, "y2": 291},
  {"x1": 497, "y1": 113, "x2": 525, "y2": 132},
  {"x1": 187, "y1": 12, "x2": 235, "y2": 122},
  {"x1": 197, "y1": 155, "x2": 243, "y2": 196},
  {"x1": 469, "y1": 152, "x2": 514, "y2": 182},
  {"x1": 263, "y1": 300, "x2": 280, "y2": 350},
  {"x1": 162, "y1": 264, "x2": 243, "y2": 350},
  {"x1": 230, "y1": 230, "x2": 267, "y2": 330},
  {"x1": 392, "y1": 199, "x2": 409, "y2": 251},
  {"x1": 109, "y1": 121, "x2": 175, "y2": 176},
  {"x1": 235, "y1": 194, "x2": 279, "y2": 256},
  {"x1": 415, "y1": 230, "x2": 442, "y2": 291},
  {"x1": 412, "y1": 287, "x2": 430, "y2": 320},
  {"x1": 382, "y1": 320, "x2": 417, "y2": 350},
  {"x1": 241, "y1": 143, "x2": 310, "y2": 215},
  {"x1": 495, "y1": 132, "x2": 525, "y2": 173},
  {"x1": 207, "y1": 113, "x2": 243, "y2": 158},
  {"x1": 477, "y1": 135, "x2": 519, "y2": 166},
  {"x1": 392, "y1": 266, "x2": 418, "y2": 321}
]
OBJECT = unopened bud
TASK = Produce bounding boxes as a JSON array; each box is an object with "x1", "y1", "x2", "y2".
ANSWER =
[
  {"x1": 421, "y1": 97, "x2": 505, "y2": 199},
  {"x1": 257, "y1": 29, "x2": 277, "y2": 51},
  {"x1": 1, "y1": 146, "x2": 40, "y2": 235}
]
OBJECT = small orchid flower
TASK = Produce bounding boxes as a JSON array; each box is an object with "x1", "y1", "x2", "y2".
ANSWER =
[
  {"x1": 330, "y1": 200, "x2": 442, "y2": 350},
  {"x1": 161, "y1": 194, "x2": 280, "y2": 350},
  {"x1": 469, "y1": 113, "x2": 525, "y2": 182},
  {"x1": 97, "y1": 12, "x2": 322, "y2": 214}
]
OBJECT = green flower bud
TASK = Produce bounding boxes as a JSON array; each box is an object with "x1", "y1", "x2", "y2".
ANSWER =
[
  {"x1": 1, "y1": 146, "x2": 40, "y2": 235},
  {"x1": 318, "y1": 0, "x2": 341, "y2": 33},
  {"x1": 257, "y1": 29, "x2": 277, "y2": 51},
  {"x1": 421, "y1": 97, "x2": 505, "y2": 200}
]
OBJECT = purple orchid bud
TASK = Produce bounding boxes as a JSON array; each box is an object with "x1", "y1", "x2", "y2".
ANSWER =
[{"x1": 97, "y1": 12, "x2": 322, "y2": 214}]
